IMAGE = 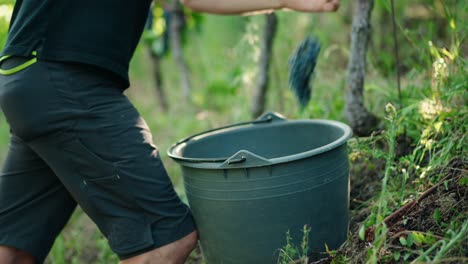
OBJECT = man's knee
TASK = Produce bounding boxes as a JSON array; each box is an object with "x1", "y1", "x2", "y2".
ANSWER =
[
  {"x1": 120, "y1": 231, "x2": 198, "y2": 264},
  {"x1": 0, "y1": 246, "x2": 36, "y2": 264},
  {"x1": 188, "y1": 231, "x2": 198, "y2": 250}
]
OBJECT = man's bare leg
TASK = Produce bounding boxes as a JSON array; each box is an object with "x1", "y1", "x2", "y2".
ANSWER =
[
  {"x1": 120, "y1": 231, "x2": 198, "y2": 264},
  {"x1": 0, "y1": 246, "x2": 35, "y2": 264}
]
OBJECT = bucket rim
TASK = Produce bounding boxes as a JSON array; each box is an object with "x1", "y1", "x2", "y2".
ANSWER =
[{"x1": 167, "y1": 113, "x2": 353, "y2": 169}]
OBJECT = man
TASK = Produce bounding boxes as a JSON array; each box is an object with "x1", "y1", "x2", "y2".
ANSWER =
[{"x1": 0, "y1": 0, "x2": 339, "y2": 263}]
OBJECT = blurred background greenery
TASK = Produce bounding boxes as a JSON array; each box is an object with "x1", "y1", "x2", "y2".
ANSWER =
[{"x1": 0, "y1": 0, "x2": 466, "y2": 263}]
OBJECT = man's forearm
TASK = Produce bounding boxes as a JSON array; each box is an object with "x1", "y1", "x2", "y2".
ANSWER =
[{"x1": 178, "y1": 0, "x2": 284, "y2": 15}]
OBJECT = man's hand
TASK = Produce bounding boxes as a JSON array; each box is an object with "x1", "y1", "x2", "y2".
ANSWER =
[{"x1": 282, "y1": 0, "x2": 340, "y2": 12}]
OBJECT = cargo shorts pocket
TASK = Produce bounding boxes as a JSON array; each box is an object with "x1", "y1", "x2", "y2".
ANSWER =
[
  {"x1": 60, "y1": 136, "x2": 128, "y2": 203},
  {"x1": 60, "y1": 137, "x2": 156, "y2": 255},
  {"x1": 62, "y1": 137, "x2": 119, "y2": 183}
]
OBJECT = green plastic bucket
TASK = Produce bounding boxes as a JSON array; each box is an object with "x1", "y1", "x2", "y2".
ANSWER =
[{"x1": 168, "y1": 112, "x2": 352, "y2": 263}]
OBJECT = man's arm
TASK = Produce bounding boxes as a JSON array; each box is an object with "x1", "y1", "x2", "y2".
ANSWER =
[{"x1": 175, "y1": 0, "x2": 339, "y2": 15}]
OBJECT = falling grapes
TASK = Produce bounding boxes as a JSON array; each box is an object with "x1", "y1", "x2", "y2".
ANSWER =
[{"x1": 288, "y1": 37, "x2": 321, "y2": 108}]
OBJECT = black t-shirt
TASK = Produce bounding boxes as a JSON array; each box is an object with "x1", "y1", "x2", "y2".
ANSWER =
[{"x1": 1, "y1": 0, "x2": 152, "y2": 87}]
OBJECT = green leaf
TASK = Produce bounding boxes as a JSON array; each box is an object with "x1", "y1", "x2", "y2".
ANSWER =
[
  {"x1": 359, "y1": 225, "x2": 366, "y2": 241},
  {"x1": 433, "y1": 209, "x2": 441, "y2": 223},
  {"x1": 412, "y1": 232, "x2": 425, "y2": 246},
  {"x1": 407, "y1": 233, "x2": 414, "y2": 247},
  {"x1": 399, "y1": 236, "x2": 407, "y2": 246},
  {"x1": 325, "y1": 243, "x2": 330, "y2": 253},
  {"x1": 403, "y1": 217, "x2": 409, "y2": 225},
  {"x1": 377, "y1": 214, "x2": 384, "y2": 222},
  {"x1": 403, "y1": 252, "x2": 411, "y2": 261},
  {"x1": 449, "y1": 18, "x2": 456, "y2": 29},
  {"x1": 425, "y1": 233, "x2": 437, "y2": 245},
  {"x1": 393, "y1": 251, "x2": 401, "y2": 261},
  {"x1": 459, "y1": 177, "x2": 468, "y2": 186}
]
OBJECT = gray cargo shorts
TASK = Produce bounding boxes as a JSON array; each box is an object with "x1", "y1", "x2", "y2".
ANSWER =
[{"x1": 0, "y1": 57, "x2": 195, "y2": 262}]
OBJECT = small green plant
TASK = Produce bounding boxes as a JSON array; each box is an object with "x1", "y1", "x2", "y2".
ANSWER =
[
  {"x1": 366, "y1": 103, "x2": 400, "y2": 264},
  {"x1": 277, "y1": 225, "x2": 311, "y2": 264},
  {"x1": 412, "y1": 221, "x2": 468, "y2": 263}
]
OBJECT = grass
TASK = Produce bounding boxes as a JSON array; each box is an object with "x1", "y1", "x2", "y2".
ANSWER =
[
  {"x1": 332, "y1": 36, "x2": 466, "y2": 263},
  {"x1": 0, "y1": 0, "x2": 466, "y2": 263}
]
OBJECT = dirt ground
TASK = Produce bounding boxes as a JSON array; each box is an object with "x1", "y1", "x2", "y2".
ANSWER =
[{"x1": 318, "y1": 158, "x2": 468, "y2": 264}]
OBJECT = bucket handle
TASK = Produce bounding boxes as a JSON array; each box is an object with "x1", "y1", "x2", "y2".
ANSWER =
[
  {"x1": 220, "y1": 150, "x2": 273, "y2": 168},
  {"x1": 167, "y1": 112, "x2": 286, "y2": 164}
]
